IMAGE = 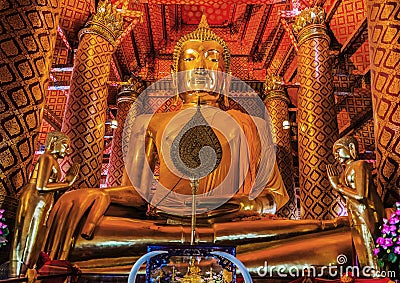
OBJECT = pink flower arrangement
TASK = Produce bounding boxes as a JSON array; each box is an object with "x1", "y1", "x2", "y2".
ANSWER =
[
  {"x1": 0, "y1": 209, "x2": 9, "y2": 247},
  {"x1": 374, "y1": 202, "x2": 400, "y2": 272}
]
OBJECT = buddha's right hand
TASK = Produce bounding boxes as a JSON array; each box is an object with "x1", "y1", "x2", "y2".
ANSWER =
[
  {"x1": 229, "y1": 194, "x2": 276, "y2": 215},
  {"x1": 44, "y1": 188, "x2": 110, "y2": 260}
]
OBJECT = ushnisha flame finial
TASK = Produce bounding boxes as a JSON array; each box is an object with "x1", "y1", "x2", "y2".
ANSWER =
[{"x1": 198, "y1": 14, "x2": 210, "y2": 29}]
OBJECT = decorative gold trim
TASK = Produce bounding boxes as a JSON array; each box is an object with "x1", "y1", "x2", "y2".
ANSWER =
[
  {"x1": 79, "y1": 21, "x2": 117, "y2": 46},
  {"x1": 117, "y1": 95, "x2": 136, "y2": 104},
  {"x1": 296, "y1": 24, "x2": 329, "y2": 47},
  {"x1": 263, "y1": 91, "x2": 290, "y2": 104},
  {"x1": 293, "y1": 7, "x2": 328, "y2": 45},
  {"x1": 79, "y1": 0, "x2": 123, "y2": 46},
  {"x1": 293, "y1": 7, "x2": 326, "y2": 34},
  {"x1": 263, "y1": 74, "x2": 290, "y2": 104},
  {"x1": 117, "y1": 77, "x2": 145, "y2": 102},
  {"x1": 264, "y1": 74, "x2": 285, "y2": 92}
]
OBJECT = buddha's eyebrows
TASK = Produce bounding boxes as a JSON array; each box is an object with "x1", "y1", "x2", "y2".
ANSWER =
[
  {"x1": 183, "y1": 49, "x2": 199, "y2": 55},
  {"x1": 205, "y1": 49, "x2": 220, "y2": 54}
]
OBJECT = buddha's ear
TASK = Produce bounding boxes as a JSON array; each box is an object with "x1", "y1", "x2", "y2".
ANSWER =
[
  {"x1": 224, "y1": 71, "x2": 232, "y2": 92},
  {"x1": 221, "y1": 71, "x2": 231, "y2": 107},
  {"x1": 171, "y1": 65, "x2": 177, "y2": 89},
  {"x1": 349, "y1": 142, "x2": 357, "y2": 159},
  {"x1": 171, "y1": 65, "x2": 179, "y2": 105}
]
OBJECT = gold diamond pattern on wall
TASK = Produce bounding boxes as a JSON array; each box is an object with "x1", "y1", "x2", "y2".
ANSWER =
[
  {"x1": 337, "y1": 107, "x2": 351, "y2": 130},
  {"x1": 37, "y1": 120, "x2": 55, "y2": 152},
  {"x1": 346, "y1": 88, "x2": 372, "y2": 121},
  {"x1": 0, "y1": 1, "x2": 60, "y2": 200},
  {"x1": 59, "y1": 0, "x2": 93, "y2": 38},
  {"x1": 294, "y1": 12, "x2": 346, "y2": 219},
  {"x1": 61, "y1": 33, "x2": 114, "y2": 188},
  {"x1": 333, "y1": 74, "x2": 356, "y2": 94},
  {"x1": 367, "y1": 0, "x2": 400, "y2": 206},
  {"x1": 329, "y1": 0, "x2": 367, "y2": 45}
]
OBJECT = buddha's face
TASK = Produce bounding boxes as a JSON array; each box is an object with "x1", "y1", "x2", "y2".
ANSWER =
[
  {"x1": 177, "y1": 40, "x2": 226, "y2": 105},
  {"x1": 333, "y1": 144, "x2": 351, "y2": 164},
  {"x1": 53, "y1": 140, "x2": 71, "y2": 158}
]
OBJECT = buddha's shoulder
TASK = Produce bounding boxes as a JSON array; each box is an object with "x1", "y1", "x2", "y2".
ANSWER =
[
  {"x1": 134, "y1": 112, "x2": 175, "y2": 125},
  {"x1": 226, "y1": 110, "x2": 265, "y2": 127},
  {"x1": 147, "y1": 112, "x2": 179, "y2": 132},
  {"x1": 226, "y1": 109, "x2": 258, "y2": 121}
]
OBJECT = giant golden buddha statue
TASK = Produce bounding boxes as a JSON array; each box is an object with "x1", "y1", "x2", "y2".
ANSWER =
[
  {"x1": 123, "y1": 15, "x2": 288, "y2": 220},
  {"x1": 41, "y1": 16, "x2": 353, "y2": 274}
]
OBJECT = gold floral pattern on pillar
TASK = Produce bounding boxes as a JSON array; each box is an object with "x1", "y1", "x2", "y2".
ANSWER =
[
  {"x1": 263, "y1": 74, "x2": 297, "y2": 219},
  {"x1": 366, "y1": 0, "x2": 400, "y2": 207},
  {"x1": 61, "y1": 1, "x2": 123, "y2": 188},
  {"x1": 294, "y1": 7, "x2": 346, "y2": 219}
]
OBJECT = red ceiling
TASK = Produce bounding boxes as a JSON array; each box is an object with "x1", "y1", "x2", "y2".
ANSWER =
[{"x1": 181, "y1": 4, "x2": 232, "y2": 25}]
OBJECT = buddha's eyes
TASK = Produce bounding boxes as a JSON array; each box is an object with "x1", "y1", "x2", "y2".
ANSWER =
[
  {"x1": 181, "y1": 49, "x2": 220, "y2": 63},
  {"x1": 205, "y1": 50, "x2": 220, "y2": 62},
  {"x1": 182, "y1": 49, "x2": 198, "y2": 62}
]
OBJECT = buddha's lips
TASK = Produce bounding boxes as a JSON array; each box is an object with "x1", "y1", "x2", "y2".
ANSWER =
[
  {"x1": 188, "y1": 71, "x2": 214, "y2": 81},
  {"x1": 190, "y1": 77, "x2": 211, "y2": 84}
]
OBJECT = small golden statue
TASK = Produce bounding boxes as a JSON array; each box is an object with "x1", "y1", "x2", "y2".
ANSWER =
[
  {"x1": 208, "y1": 267, "x2": 215, "y2": 283},
  {"x1": 183, "y1": 258, "x2": 203, "y2": 283},
  {"x1": 327, "y1": 136, "x2": 384, "y2": 270},
  {"x1": 222, "y1": 269, "x2": 232, "y2": 283},
  {"x1": 10, "y1": 132, "x2": 79, "y2": 277},
  {"x1": 171, "y1": 266, "x2": 178, "y2": 283}
]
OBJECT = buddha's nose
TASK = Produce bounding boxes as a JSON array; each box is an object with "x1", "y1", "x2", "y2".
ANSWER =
[
  {"x1": 197, "y1": 55, "x2": 207, "y2": 71},
  {"x1": 194, "y1": 68, "x2": 208, "y2": 75}
]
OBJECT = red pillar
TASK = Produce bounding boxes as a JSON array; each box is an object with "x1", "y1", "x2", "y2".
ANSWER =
[
  {"x1": 263, "y1": 74, "x2": 297, "y2": 219},
  {"x1": 61, "y1": 2, "x2": 123, "y2": 187},
  {"x1": 106, "y1": 78, "x2": 144, "y2": 187},
  {"x1": 293, "y1": 7, "x2": 345, "y2": 219},
  {"x1": 0, "y1": 0, "x2": 60, "y2": 262}
]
